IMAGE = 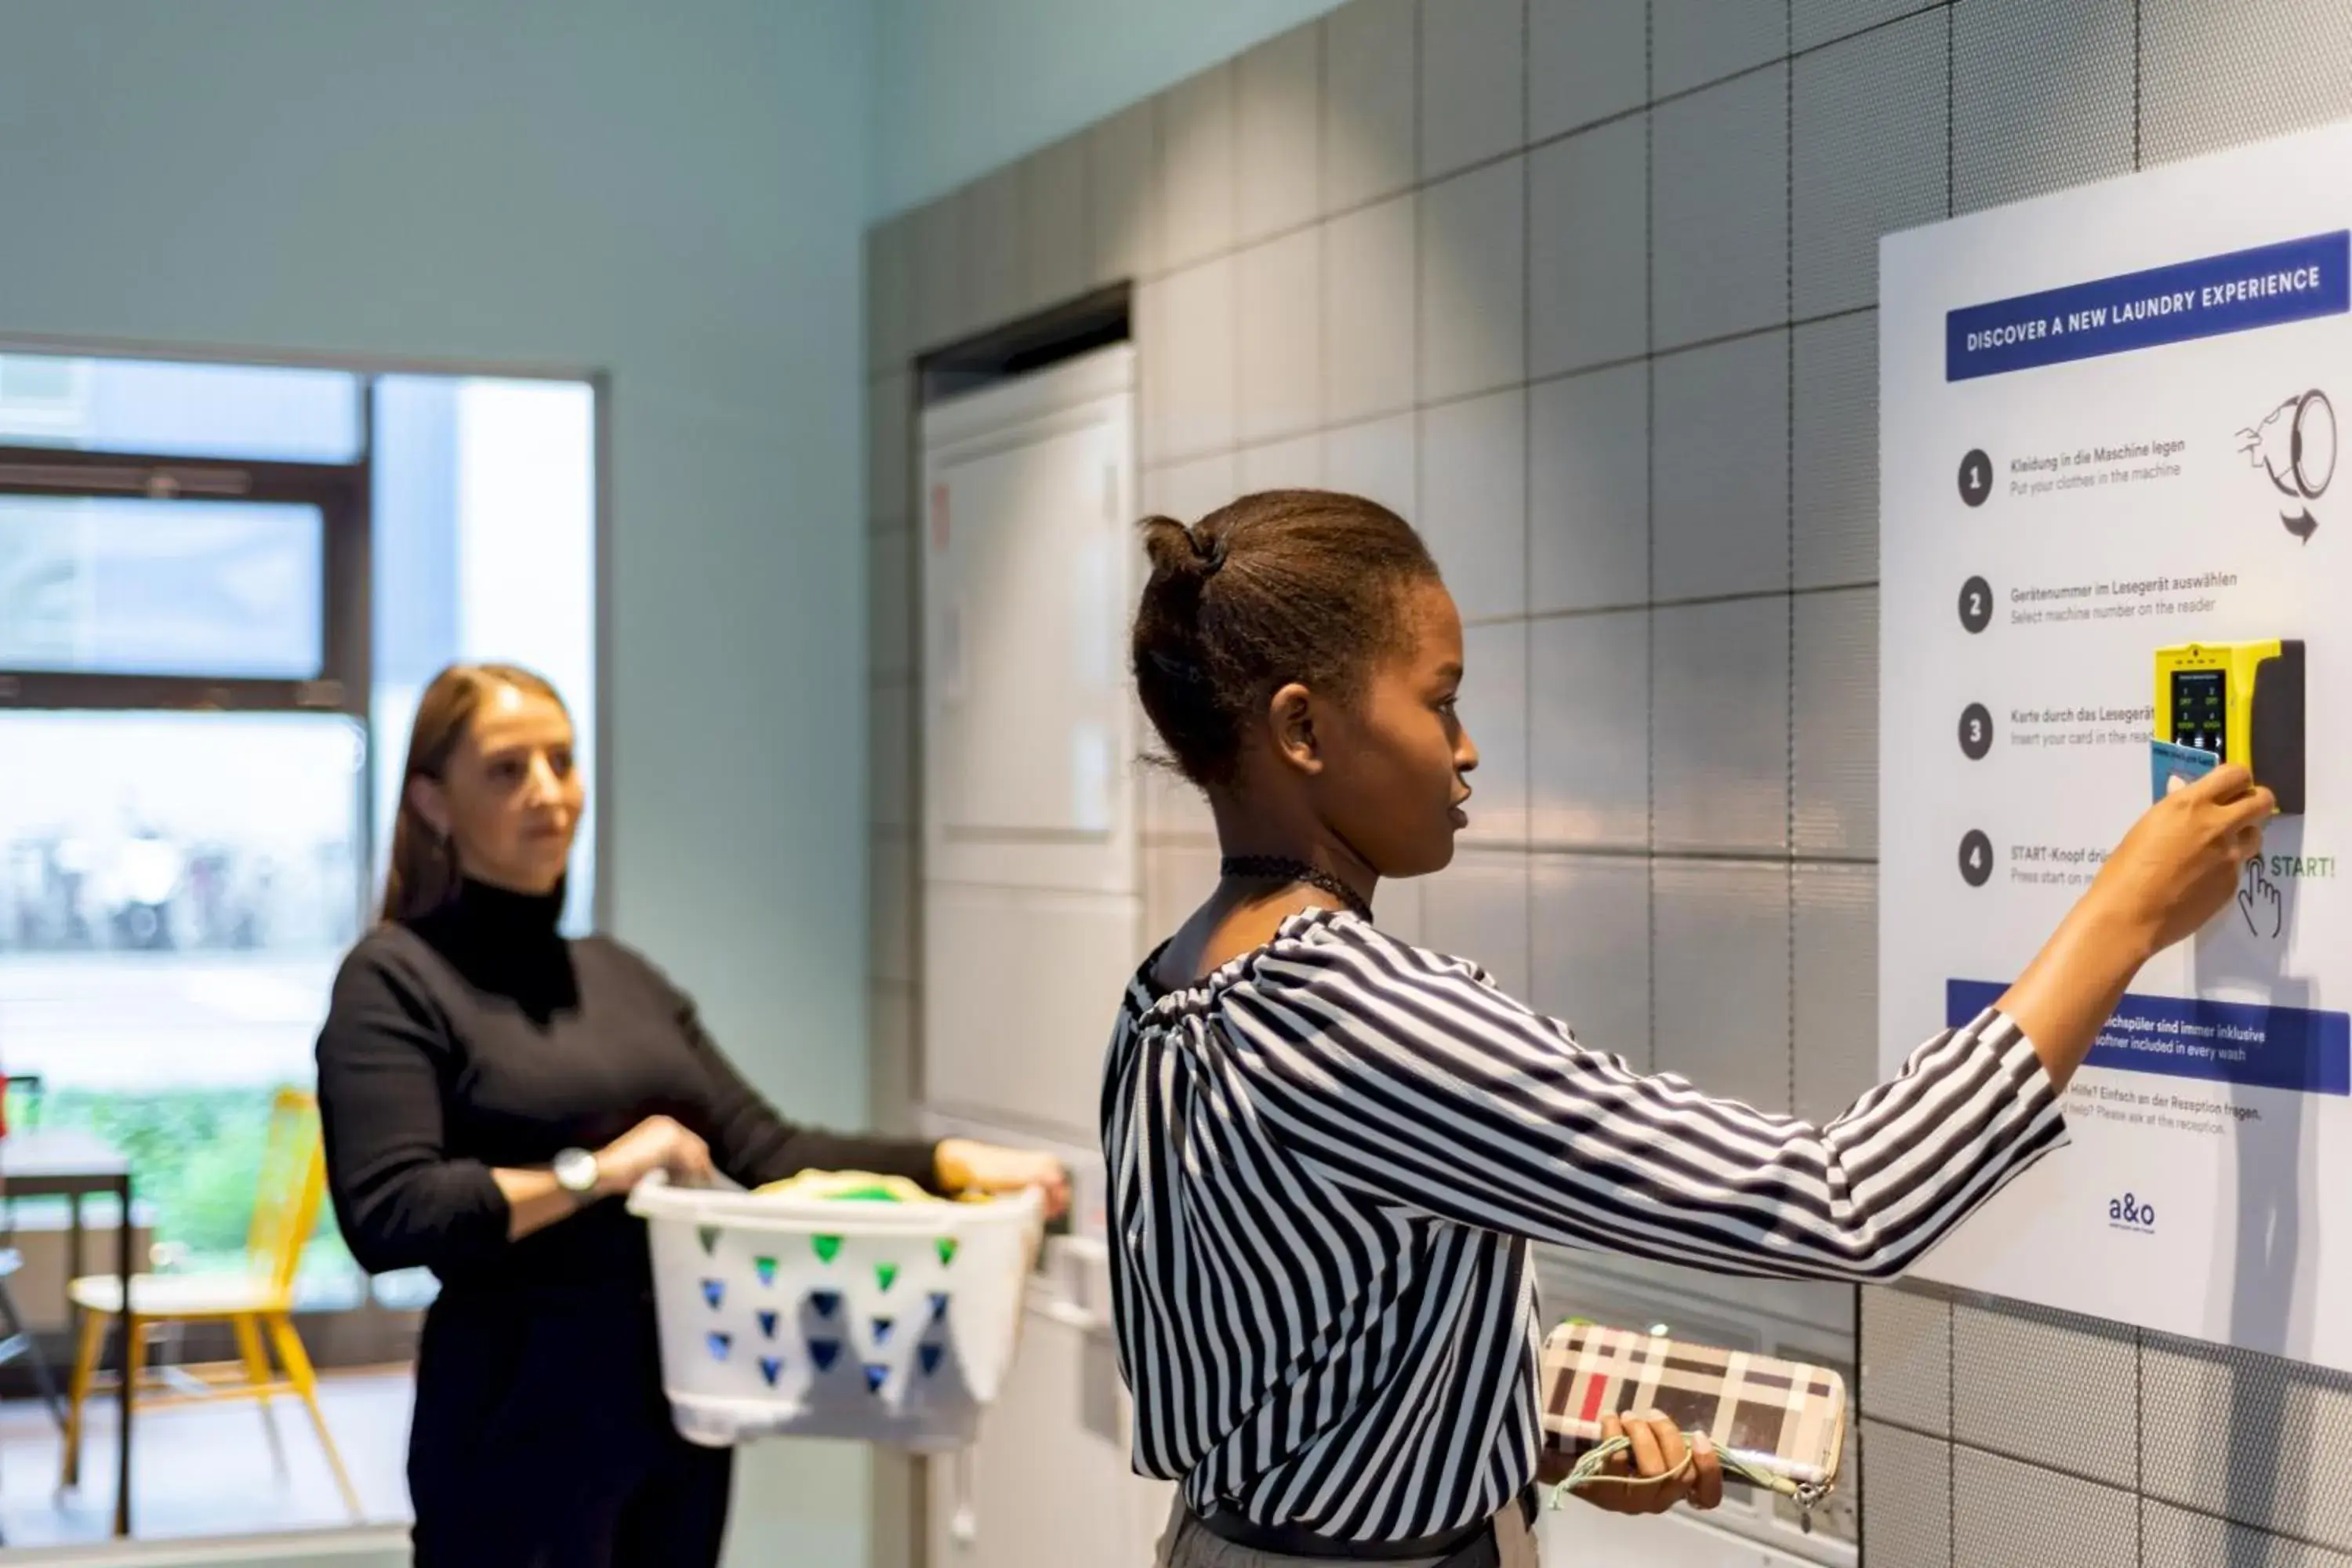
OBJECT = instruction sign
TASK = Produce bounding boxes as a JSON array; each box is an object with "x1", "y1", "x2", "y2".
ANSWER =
[{"x1": 1881, "y1": 120, "x2": 2352, "y2": 1369}]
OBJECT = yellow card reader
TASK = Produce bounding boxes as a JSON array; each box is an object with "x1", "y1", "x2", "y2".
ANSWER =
[{"x1": 2153, "y1": 640, "x2": 2307, "y2": 815}]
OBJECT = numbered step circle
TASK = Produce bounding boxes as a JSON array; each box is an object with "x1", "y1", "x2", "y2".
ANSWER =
[
  {"x1": 1958, "y1": 575, "x2": 1994, "y2": 634},
  {"x1": 1958, "y1": 829, "x2": 1994, "y2": 888},
  {"x1": 1958, "y1": 448, "x2": 1994, "y2": 508},
  {"x1": 1958, "y1": 703, "x2": 1994, "y2": 760}
]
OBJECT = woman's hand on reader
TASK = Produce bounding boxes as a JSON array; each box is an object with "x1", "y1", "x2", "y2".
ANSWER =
[
  {"x1": 1579, "y1": 1413, "x2": 1724, "y2": 1515},
  {"x1": 2092, "y1": 763, "x2": 2277, "y2": 958},
  {"x1": 1999, "y1": 764, "x2": 2278, "y2": 1092},
  {"x1": 595, "y1": 1115, "x2": 715, "y2": 1195}
]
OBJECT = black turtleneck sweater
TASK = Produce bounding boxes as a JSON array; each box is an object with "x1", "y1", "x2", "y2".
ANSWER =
[{"x1": 314, "y1": 880, "x2": 940, "y2": 1296}]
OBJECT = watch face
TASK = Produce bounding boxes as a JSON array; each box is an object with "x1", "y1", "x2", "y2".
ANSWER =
[{"x1": 555, "y1": 1149, "x2": 597, "y2": 1192}]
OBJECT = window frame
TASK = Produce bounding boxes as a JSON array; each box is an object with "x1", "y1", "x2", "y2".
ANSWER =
[{"x1": 0, "y1": 437, "x2": 372, "y2": 719}]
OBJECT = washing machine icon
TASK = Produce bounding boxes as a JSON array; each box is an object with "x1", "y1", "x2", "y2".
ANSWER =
[{"x1": 2237, "y1": 388, "x2": 2335, "y2": 542}]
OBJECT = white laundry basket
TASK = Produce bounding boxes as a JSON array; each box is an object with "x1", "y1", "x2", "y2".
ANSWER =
[{"x1": 630, "y1": 1173, "x2": 1044, "y2": 1452}]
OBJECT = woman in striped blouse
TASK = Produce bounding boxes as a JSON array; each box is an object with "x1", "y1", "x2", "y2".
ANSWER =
[{"x1": 1103, "y1": 491, "x2": 2274, "y2": 1567}]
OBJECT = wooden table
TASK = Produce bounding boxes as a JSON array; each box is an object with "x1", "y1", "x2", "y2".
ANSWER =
[{"x1": 0, "y1": 1130, "x2": 134, "y2": 1537}]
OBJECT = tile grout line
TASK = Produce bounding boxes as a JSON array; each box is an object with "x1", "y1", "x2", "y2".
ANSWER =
[
  {"x1": 1784, "y1": 0, "x2": 1798, "y2": 1127},
  {"x1": 1948, "y1": 1293, "x2": 1959, "y2": 1566},
  {"x1": 1229, "y1": 51, "x2": 1243, "y2": 477},
  {"x1": 1520, "y1": 0, "x2": 1536, "y2": 969},
  {"x1": 1643, "y1": 0, "x2": 1659, "y2": 1077},
  {"x1": 1943, "y1": 13, "x2": 1957, "y2": 1560},
  {"x1": 1532, "y1": 844, "x2": 1879, "y2": 867},
  {"x1": 1943, "y1": 20, "x2": 1960, "y2": 1556},
  {"x1": 2133, "y1": 0, "x2": 2144, "y2": 172},
  {"x1": 1945, "y1": 0, "x2": 1956, "y2": 221},
  {"x1": 1413, "y1": 0, "x2": 1428, "y2": 930},
  {"x1": 1507, "y1": 576, "x2": 1889, "y2": 626},
  {"x1": 1939, "y1": 1431, "x2": 2154, "y2": 1514},
  {"x1": 2137, "y1": 1325, "x2": 2147, "y2": 1566},
  {"x1": 1314, "y1": 15, "x2": 1328, "y2": 456},
  {"x1": 2132, "y1": 10, "x2": 2146, "y2": 1560}
]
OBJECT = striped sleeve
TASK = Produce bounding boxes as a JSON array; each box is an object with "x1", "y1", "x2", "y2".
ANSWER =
[{"x1": 1223, "y1": 923, "x2": 2069, "y2": 1282}]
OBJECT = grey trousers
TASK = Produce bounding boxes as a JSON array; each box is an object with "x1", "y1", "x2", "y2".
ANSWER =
[{"x1": 1154, "y1": 1495, "x2": 1540, "y2": 1568}]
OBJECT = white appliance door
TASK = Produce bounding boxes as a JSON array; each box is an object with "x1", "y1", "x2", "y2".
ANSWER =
[{"x1": 920, "y1": 345, "x2": 1138, "y2": 895}]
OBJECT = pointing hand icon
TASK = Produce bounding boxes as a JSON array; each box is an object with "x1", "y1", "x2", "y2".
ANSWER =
[{"x1": 2238, "y1": 857, "x2": 2284, "y2": 941}]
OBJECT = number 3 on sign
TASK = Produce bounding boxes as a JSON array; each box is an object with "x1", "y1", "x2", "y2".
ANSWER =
[{"x1": 1959, "y1": 702, "x2": 1994, "y2": 760}]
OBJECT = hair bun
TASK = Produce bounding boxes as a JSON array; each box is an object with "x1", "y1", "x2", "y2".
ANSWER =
[{"x1": 1138, "y1": 514, "x2": 1225, "y2": 581}]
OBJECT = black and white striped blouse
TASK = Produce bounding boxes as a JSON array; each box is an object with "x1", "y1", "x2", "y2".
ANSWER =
[{"x1": 1100, "y1": 909, "x2": 2067, "y2": 1543}]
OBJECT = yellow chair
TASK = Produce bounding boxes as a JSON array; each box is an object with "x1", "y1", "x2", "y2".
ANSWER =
[{"x1": 60, "y1": 1087, "x2": 361, "y2": 1517}]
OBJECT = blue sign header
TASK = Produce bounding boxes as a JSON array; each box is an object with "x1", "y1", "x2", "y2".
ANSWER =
[
  {"x1": 1945, "y1": 230, "x2": 2351, "y2": 382},
  {"x1": 1949, "y1": 979, "x2": 2350, "y2": 1096}
]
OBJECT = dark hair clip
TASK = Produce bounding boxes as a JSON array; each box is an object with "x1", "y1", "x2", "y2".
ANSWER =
[
  {"x1": 1146, "y1": 648, "x2": 1208, "y2": 685},
  {"x1": 1189, "y1": 526, "x2": 1228, "y2": 577}
]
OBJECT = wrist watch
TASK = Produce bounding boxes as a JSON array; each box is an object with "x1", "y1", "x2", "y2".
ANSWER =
[{"x1": 552, "y1": 1147, "x2": 601, "y2": 1201}]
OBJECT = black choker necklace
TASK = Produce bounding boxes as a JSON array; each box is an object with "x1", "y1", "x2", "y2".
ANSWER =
[{"x1": 1221, "y1": 856, "x2": 1374, "y2": 922}]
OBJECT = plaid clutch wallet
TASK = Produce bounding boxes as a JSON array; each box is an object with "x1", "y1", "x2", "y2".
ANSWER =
[{"x1": 1536, "y1": 1320, "x2": 1848, "y2": 1509}]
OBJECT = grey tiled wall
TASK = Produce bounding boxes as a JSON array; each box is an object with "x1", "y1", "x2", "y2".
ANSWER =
[{"x1": 865, "y1": 2, "x2": 2352, "y2": 1562}]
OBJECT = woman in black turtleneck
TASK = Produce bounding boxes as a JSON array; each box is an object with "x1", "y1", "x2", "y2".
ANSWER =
[{"x1": 316, "y1": 663, "x2": 1064, "y2": 1567}]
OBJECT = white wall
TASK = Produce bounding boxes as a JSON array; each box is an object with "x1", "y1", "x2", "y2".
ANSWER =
[
  {"x1": 869, "y1": 0, "x2": 1349, "y2": 218},
  {"x1": 0, "y1": 2, "x2": 877, "y2": 1563}
]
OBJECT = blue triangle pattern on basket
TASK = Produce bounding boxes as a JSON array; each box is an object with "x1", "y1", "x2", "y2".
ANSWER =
[
  {"x1": 809, "y1": 1338, "x2": 841, "y2": 1373},
  {"x1": 757, "y1": 1310, "x2": 779, "y2": 1340},
  {"x1": 811, "y1": 1290, "x2": 841, "y2": 1319},
  {"x1": 760, "y1": 1356, "x2": 784, "y2": 1388},
  {"x1": 871, "y1": 1317, "x2": 895, "y2": 1347},
  {"x1": 707, "y1": 1332, "x2": 731, "y2": 1362},
  {"x1": 918, "y1": 1344, "x2": 944, "y2": 1377},
  {"x1": 702, "y1": 1279, "x2": 724, "y2": 1310},
  {"x1": 928, "y1": 1291, "x2": 949, "y2": 1324},
  {"x1": 754, "y1": 1256, "x2": 779, "y2": 1288},
  {"x1": 864, "y1": 1363, "x2": 889, "y2": 1394}
]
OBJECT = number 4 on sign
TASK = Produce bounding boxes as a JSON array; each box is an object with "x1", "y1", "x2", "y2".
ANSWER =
[{"x1": 1959, "y1": 830, "x2": 1994, "y2": 887}]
